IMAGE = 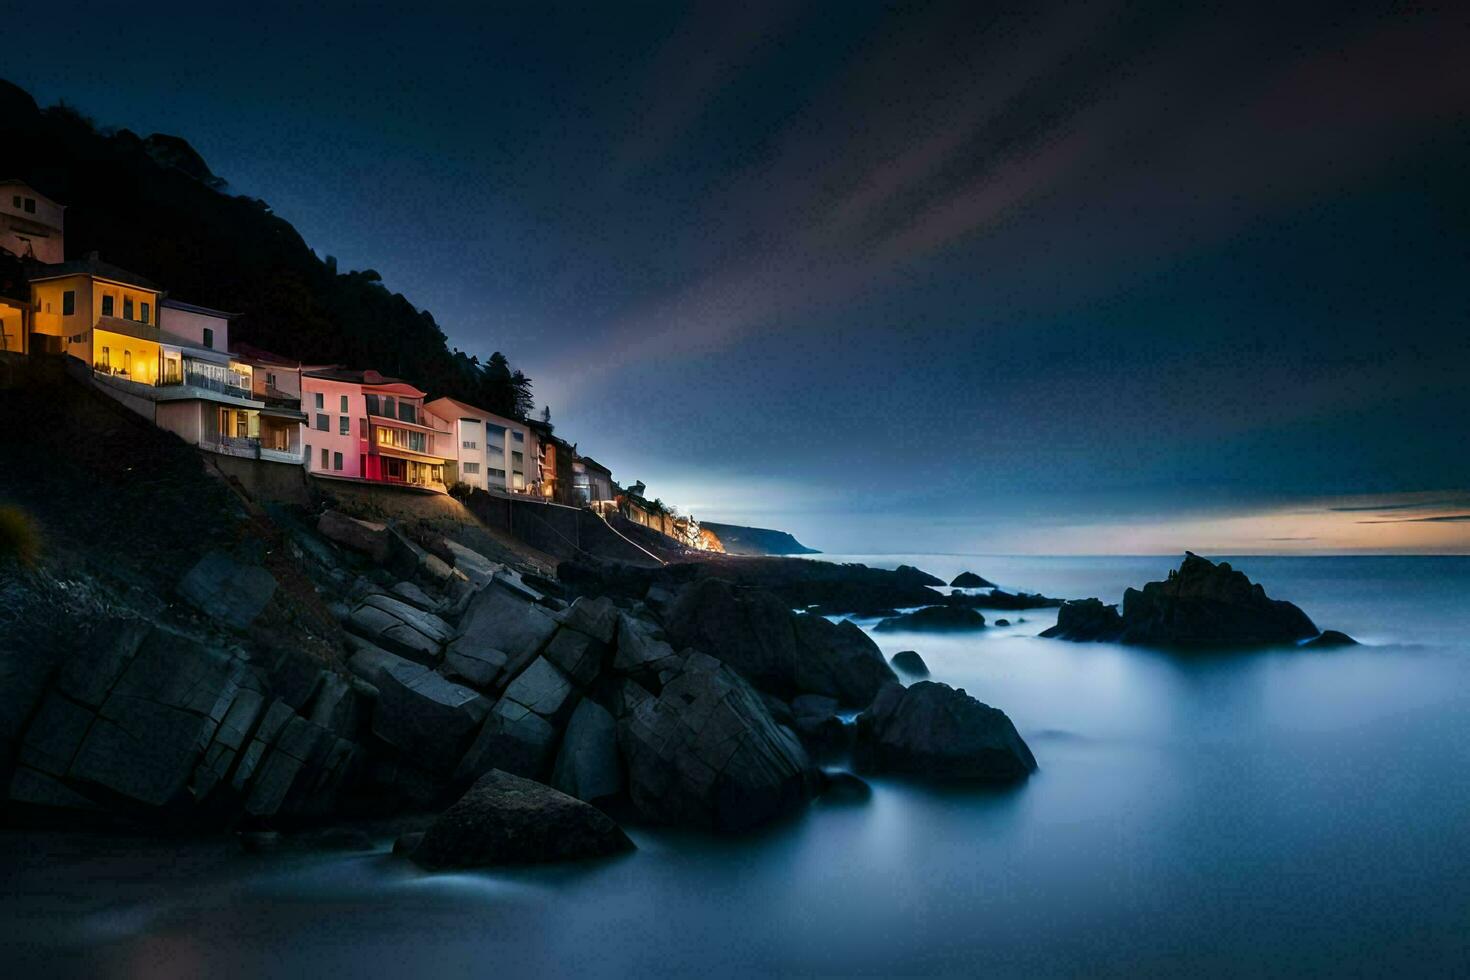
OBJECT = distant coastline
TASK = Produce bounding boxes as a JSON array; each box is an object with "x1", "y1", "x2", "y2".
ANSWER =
[{"x1": 700, "y1": 522, "x2": 819, "y2": 556}]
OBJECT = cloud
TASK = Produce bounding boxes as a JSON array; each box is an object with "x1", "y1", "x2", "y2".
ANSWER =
[{"x1": 1357, "y1": 514, "x2": 1470, "y2": 525}]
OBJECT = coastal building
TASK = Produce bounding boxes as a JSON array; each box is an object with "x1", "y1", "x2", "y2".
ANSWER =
[
  {"x1": 528, "y1": 419, "x2": 576, "y2": 505},
  {"x1": 231, "y1": 342, "x2": 309, "y2": 464},
  {"x1": 573, "y1": 454, "x2": 614, "y2": 508},
  {"x1": 28, "y1": 254, "x2": 163, "y2": 362},
  {"x1": 0, "y1": 180, "x2": 65, "y2": 264},
  {"x1": 423, "y1": 396, "x2": 537, "y2": 495},
  {"x1": 301, "y1": 368, "x2": 452, "y2": 490}
]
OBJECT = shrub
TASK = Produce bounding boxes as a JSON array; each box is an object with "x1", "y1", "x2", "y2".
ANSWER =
[
  {"x1": 447, "y1": 481, "x2": 472, "y2": 501},
  {"x1": 0, "y1": 505, "x2": 40, "y2": 565}
]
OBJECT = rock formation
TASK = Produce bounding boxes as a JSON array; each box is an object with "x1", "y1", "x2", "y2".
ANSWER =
[{"x1": 854, "y1": 682, "x2": 1036, "y2": 782}]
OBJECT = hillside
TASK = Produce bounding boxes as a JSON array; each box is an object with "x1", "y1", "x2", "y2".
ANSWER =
[
  {"x1": 700, "y1": 522, "x2": 819, "y2": 556},
  {"x1": 0, "y1": 79, "x2": 531, "y2": 417}
]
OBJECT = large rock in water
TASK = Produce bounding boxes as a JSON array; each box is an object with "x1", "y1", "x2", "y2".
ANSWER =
[
  {"x1": 1042, "y1": 553, "x2": 1321, "y2": 646},
  {"x1": 664, "y1": 579, "x2": 895, "y2": 705},
  {"x1": 618, "y1": 652, "x2": 816, "y2": 832},
  {"x1": 410, "y1": 770, "x2": 633, "y2": 869},
  {"x1": 1039, "y1": 598, "x2": 1124, "y2": 641},
  {"x1": 950, "y1": 571, "x2": 993, "y2": 588},
  {"x1": 874, "y1": 605, "x2": 986, "y2": 632},
  {"x1": 550, "y1": 698, "x2": 623, "y2": 803},
  {"x1": 854, "y1": 682, "x2": 1036, "y2": 782}
]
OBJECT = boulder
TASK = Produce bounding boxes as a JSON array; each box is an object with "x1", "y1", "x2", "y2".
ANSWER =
[
  {"x1": 442, "y1": 643, "x2": 509, "y2": 690},
  {"x1": 554, "y1": 595, "x2": 620, "y2": 644},
  {"x1": 944, "y1": 589, "x2": 1064, "y2": 610},
  {"x1": 950, "y1": 571, "x2": 994, "y2": 588},
  {"x1": 451, "y1": 584, "x2": 559, "y2": 685},
  {"x1": 456, "y1": 699, "x2": 560, "y2": 782},
  {"x1": 874, "y1": 606, "x2": 986, "y2": 632},
  {"x1": 854, "y1": 681, "x2": 1036, "y2": 782},
  {"x1": 410, "y1": 770, "x2": 634, "y2": 869},
  {"x1": 1039, "y1": 598, "x2": 1124, "y2": 641},
  {"x1": 612, "y1": 614, "x2": 682, "y2": 684},
  {"x1": 371, "y1": 661, "x2": 491, "y2": 775},
  {"x1": 384, "y1": 526, "x2": 430, "y2": 581},
  {"x1": 618, "y1": 652, "x2": 816, "y2": 832},
  {"x1": 346, "y1": 604, "x2": 443, "y2": 664},
  {"x1": 317, "y1": 511, "x2": 390, "y2": 562},
  {"x1": 894, "y1": 565, "x2": 946, "y2": 586},
  {"x1": 664, "y1": 579, "x2": 896, "y2": 704},
  {"x1": 444, "y1": 540, "x2": 500, "y2": 588},
  {"x1": 994, "y1": 619, "x2": 1010, "y2": 626},
  {"x1": 1305, "y1": 629, "x2": 1358, "y2": 647},
  {"x1": 359, "y1": 594, "x2": 455, "y2": 645},
  {"x1": 541, "y1": 625, "x2": 607, "y2": 688},
  {"x1": 390, "y1": 581, "x2": 439, "y2": 612},
  {"x1": 550, "y1": 699, "x2": 623, "y2": 803},
  {"x1": 789, "y1": 693, "x2": 849, "y2": 756},
  {"x1": 499, "y1": 656, "x2": 578, "y2": 727},
  {"x1": 178, "y1": 550, "x2": 278, "y2": 630},
  {"x1": 890, "y1": 650, "x2": 929, "y2": 676}
]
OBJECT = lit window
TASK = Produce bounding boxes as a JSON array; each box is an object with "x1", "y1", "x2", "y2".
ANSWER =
[
  {"x1": 202, "y1": 327, "x2": 214, "y2": 348},
  {"x1": 333, "y1": 452, "x2": 343, "y2": 471},
  {"x1": 339, "y1": 416, "x2": 349, "y2": 435},
  {"x1": 62, "y1": 290, "x2": 75, "y2": 316},
  {"x1": 315, "y1": 414, "x2": 329, "y2": 431},
  {"x1": 100, "y1": 346, "x2": 110, "y2": 370}
]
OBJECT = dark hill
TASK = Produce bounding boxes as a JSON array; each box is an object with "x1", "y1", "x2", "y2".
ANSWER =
[
  {"x1": 0, "y1": 79, "x2": 530, "y2": 416},
  {"x1": 701, "y1": 522, "x2": 818, "y2": 556}
]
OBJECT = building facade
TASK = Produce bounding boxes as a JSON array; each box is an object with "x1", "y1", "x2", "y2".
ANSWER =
[
  {"x1": 231, "y1": 342, "x2": 308, "y2": 464},
  {"x1": 424, "y1": 396, "x2": 538, "y2": 495},
  {"x1": 0, "y1": 180, "x2": 65, "y2": 264},
  {"x1": 301, "y1": 368, "x2": 452, "y2": 490}
]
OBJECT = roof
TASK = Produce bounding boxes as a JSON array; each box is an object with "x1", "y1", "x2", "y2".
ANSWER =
[
  {"x1": 424, "y1": 396, "x2": 527, "y2": 427},
  {"x1": 161, "y1": 298, "x2": 238, "y2": 319},
  {"x1": 230, "y1": 341, "x2": 300, "y2": 367},
  {"x1": 28, "y1": 256, "x2": 159, "y2": 291},
  {"x1": 577, "y1": 455, "x2": 613, "y2": 475},
  {"x1": 303, "y1": 366, "x2": 425, "y2": 397}
]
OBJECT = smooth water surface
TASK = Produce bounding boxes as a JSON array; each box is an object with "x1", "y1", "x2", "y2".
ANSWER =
[{"x1": 4, "y1": 556, "x2": 1469, "y2": 977}]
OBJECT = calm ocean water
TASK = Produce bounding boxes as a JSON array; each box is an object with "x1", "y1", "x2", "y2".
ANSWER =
[{"x1": 4, "y1": 555, "x2": 1469, "y2": 977}]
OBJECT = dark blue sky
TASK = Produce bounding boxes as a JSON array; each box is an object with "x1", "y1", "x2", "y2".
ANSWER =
[{"x1": 10, "y1": 1, "x2": 1469, "y2": 552}]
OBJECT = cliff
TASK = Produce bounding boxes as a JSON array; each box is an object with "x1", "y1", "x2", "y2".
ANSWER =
[{"x1": 700, "y1": 522, "x2": 818, "y2": 556}]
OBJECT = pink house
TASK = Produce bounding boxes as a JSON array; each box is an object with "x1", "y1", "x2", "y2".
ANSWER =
[{"x1": 300, "y1": 368, "x2": 453, "y2": 490}]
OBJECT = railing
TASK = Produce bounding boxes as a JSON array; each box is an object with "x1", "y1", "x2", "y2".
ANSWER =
[
  {"x1": 260, "y1": 445, "x2": 306, "y2": 465},
  {"x1": 199, "y1": 435, "x2": 262, "y2": 459},
  {"x1": 181, "y1": 368, "x2": 252, "y2": 400}
]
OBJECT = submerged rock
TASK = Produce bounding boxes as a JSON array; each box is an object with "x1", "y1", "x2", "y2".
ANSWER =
[
  {"x1": 950, "y1": 571, "x2": 994, "y2": 588},
  {"x1": 854, "y1": 682, "x2": 1036, "y2": 782},
  {"x1": 874, "y1": 606, "x2": 986, "y2": 632},
  {"x1": 410, "y1": 770, "x2": 634, "y2": 869},
  {"x1": 1305, "y1": 629, "x2": 1358, "y2": 647},
  {"x1": 890, "y1": 650, "x2": 929, "y2": 676}
]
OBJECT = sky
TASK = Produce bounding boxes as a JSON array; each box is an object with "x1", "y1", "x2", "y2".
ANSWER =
[{"x1": 8, "y1": 1, "x2": 1468, "y2": 553}]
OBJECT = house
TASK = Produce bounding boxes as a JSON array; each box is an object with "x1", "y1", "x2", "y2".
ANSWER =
[
  {"x1": 301, "y1": 368, "x2": 452, "y2": 490},
  {"x1": 423, "y1": 396, "x2": 537, "y2": 495},
  {"x1": 527, "y1": 418, "x2": 577, "y2": 505},
  {"x1": 0, "y1": 180, "x2": 65, "y2": 264},
  {"x1": 28, "y1": 253, "x2": 164, "y2": 361},
  {"x1": 231, "y1": 342, "x2": 309, "y2": 464},
  {"x1": 573, "y1": 454, "x2": 615, "y2": 508}
]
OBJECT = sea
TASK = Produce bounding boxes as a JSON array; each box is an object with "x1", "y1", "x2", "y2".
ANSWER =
[{"x1": 4, "y1": 554, "x2": 1469, "y2": 977}]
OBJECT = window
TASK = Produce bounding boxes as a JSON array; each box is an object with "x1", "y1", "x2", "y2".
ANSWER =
[
  {"x1": 489, "y1": 467, "x2": 507, "y2": 483},
  {"x1": 333, "y1": 452, "x2": 343, "y2": 471},
  {"x1": 462, "y1": 440, "x2": 477, "y2": 450},
  {"x1": 101, "y1": 295, "x2": 114, "y2": 317},
  {"x1": 305, "y1": 443, "x2": 311, "y2": 465},
  {"x1": 122, "y1": 350, "x2": 132, "y2": 376},
  {"x1": 339, "y1": 415, "x2": 349, "y2": 435},
  {"x1": 463, "y1": 462, "x2": 480, "y2": 475},
  {"x1": 266, "y1": 372, "x2": 276, "y2": 387},
  {"x1": 23, "y1": 197, "x2": 35, "y2": 213},
  {"x1": 100, "y1": 346, "x2": 110, "y2": 370},
  {"x1": 123, "y1": 298, "x2": 134, "y2": 320},
  {"x1": 237, "y1": 412, "x2": 248, "y2": 438},
  {"x1": 202, "y1": 327, "x2": 214, "y2": 348},
  {"x1": 314, "y1": 392, "x2": 324, "y2": 409},
  {"x1": 340, "y1": 395, "x2": 348, "y2": 412},
  {"x1": 140, "y1": 302, "x2": 150, "y2": 324},
  {"x1": 512, "y1": 430, "x2": 524, "y2": 444},
  {"x1": 9, "y1": 196, "x2": 17, "y2": 208},
  {"x1": 320, "y1": 448, "x2": 329, "y2": 469},
  {"x1": 315, "y1": 413, "x2": 329, "y2": 431},
  {"x1": 61, "y1": 290, "x2": 75, "y2": 316},
  {"x1": 398, "y1": 401, "x2": 416, "y2": 423}
]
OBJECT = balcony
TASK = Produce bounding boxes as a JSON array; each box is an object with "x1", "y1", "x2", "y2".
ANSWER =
[
  {"x1": 199, "y1": 435, "x2": 262, "y2": 459},
  {"x1": 260, "y1": 445, "x2": 306, "y2": 465},
  {"x1": 180, "y1": 367, "x2": 252, "y2": 401}
]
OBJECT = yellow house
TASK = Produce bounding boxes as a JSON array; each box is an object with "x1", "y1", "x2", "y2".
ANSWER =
[{"x1": 29, "y1": 255, "x2": 164, "y2": 378}]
